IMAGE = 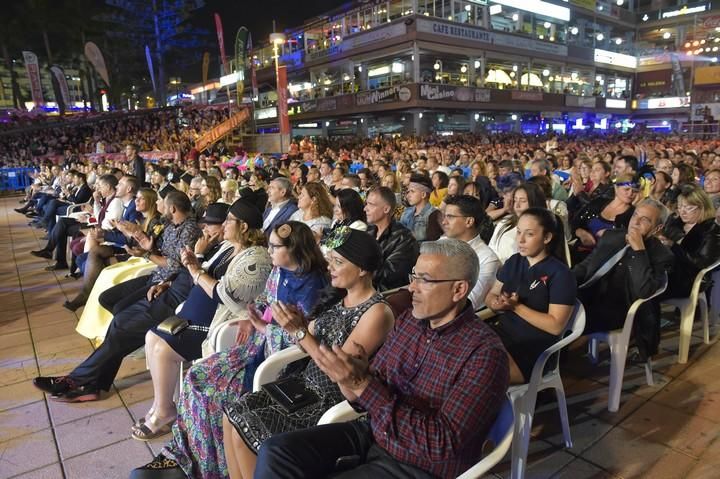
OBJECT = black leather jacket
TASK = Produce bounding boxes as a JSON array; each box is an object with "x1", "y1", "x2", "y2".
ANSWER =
[
  {"x1": 663, "y1": 217, "x2": 720, "y2": 297},
  {"x1": 368, "y1": 220, "x2": 419, "y2": 292}
]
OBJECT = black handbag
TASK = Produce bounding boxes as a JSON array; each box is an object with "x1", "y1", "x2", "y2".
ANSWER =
[{"x1": 262, "y1": 376, "x2": 320, "y2": 413}]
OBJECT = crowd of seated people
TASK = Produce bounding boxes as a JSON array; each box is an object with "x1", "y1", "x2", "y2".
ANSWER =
[
  {"x1": 0, "y1": 106, "x2": 230, "y2": 168},
  {"x1": 4, "y1": 128, "x2": 719, "y2": 478}
]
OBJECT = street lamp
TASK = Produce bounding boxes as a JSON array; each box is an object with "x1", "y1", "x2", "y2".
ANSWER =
[
  {"x1": 169, "y1": 77, "x2": 181, "y2": 105},
  {"x1": 270, "y1": 32, "x2": 287, "y2": 152}
]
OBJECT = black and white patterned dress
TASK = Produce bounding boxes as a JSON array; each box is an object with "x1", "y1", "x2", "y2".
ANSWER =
[{"x1": 223, "y1": 292, "x2": 384, "y2": 452}]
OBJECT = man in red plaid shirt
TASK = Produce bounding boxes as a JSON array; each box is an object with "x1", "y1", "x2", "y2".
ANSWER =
[{"x1": 254, "y1": 239, "x2": 510, "y2": 478}]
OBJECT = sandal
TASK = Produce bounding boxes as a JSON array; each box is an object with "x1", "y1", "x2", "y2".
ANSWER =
[
  {"x1": 131, "y1": 416, "x2": 147, "y2": 431},
  {"x1": 131, "y1": 415, "x2": 175, "y2": 441}
]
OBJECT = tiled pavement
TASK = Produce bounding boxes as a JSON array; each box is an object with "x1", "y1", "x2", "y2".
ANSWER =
[{"x1": 0, "y1": 193, "x2": 719, "y2": 479}]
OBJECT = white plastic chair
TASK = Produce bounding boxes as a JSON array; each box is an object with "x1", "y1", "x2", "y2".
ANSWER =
[
  {"x1": 56, "y1": 200, "x2": 92, "y2": 223},
  {"x1": 660, "y1": 259, "x2": 720, "y2": 364},
  {"x1": 456, "y1": 395, "x2": 514, "y2": 479},
  {"x1": 587, "y1": 275, "x2": 667, "y2": 412},
  {"x1": 507, "y1": 300, "x2": 586, "y2": 479},
  {"x1": 252, "y1": 345, "x2": 364, "y2": 424}
]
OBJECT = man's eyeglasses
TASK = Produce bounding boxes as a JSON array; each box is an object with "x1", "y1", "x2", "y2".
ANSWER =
[
  {"x1": 443, "y1": 214, "x2": 469, "y2": 220},
  {"x1": 408, "y1": 270, "x2": 463, "y2": 286}
]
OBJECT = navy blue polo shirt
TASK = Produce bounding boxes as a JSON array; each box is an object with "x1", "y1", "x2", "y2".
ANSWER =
[{"x1": 496, "y1": 253, "x2": 576, "y2": 340}]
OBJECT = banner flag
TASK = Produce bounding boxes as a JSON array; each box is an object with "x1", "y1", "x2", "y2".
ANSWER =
[
  {"x1": 214, "y1": 13, "x2": 229, "y2": 74},
  {"x1": 22, "y1": 51, "x2": 44, "y2": 106},
  {"x1": 234, "y1": 27, "x2": 249, "y2": 103},
  {"x1": 277, "y1": 65, "x2": 290, "y2": 135},
  {"x1": 84, "y1": 42, "x2": 110, "y2": 86},
  {"x1": 202, "y1": 52, "x2": 210, "y2": 85},
  {"x1": 50, "y1": 65, "x2": 71, "y2": 111}
]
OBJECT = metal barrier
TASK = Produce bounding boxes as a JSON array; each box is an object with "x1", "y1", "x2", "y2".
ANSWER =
[{"x1": 0, "y1": 167, "x2": 37, "y2": 192}]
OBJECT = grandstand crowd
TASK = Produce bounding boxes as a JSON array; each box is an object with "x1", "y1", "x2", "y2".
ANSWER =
[{"x1": 4, "y1": 115, "x2": 720, "y2": 478}]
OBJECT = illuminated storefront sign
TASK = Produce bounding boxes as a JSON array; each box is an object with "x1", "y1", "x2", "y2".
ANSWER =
[
  {"x1": 594, "y1": 49, "x2": 637, "y2": 69},
  {"x1": 419, "y1": 84, "x2": 490, "y2": 102},
  {"x1": 417, "y1": 18, "x2": 567, "y2": 56},
  {"x1": 492, "y1": 0, "x2": 570, "y2": 21},
  {"x1": 605, "y1": 99, "x2": 627, "y2": 108},
  {"x1": 661, "y1": 5, "x2": 707, "y2": 19},
  {"x1": 254, "y1": 107, "x2": 277, "y2": 120},
  {"x1": 220, "y1": 71, "x2": 244, "y2": 87},
  {"x1": 356, "y1": 85, "x2": 412, "y2": 106},
  {"x1": 636, "y1": 97, "x2": 690, "y2": 109}
]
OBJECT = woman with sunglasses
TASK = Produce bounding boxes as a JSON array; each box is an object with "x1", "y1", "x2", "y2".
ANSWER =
[
  {"x1": 659, "y1": 184, "x2": 720, "y2": 300},
  {"x1": 131, "y1": 221, "x2": 327, "y2": 479},
  {"x1": 570, "y1": 174, "x2": 638, "y2": 264}
]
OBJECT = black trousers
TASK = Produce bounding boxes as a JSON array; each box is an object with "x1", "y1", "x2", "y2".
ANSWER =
[
  {"x1": 98, "y1": 275, "x2": 153, "y2": 315},
  {"x1": 69, "y1": 274, "x2": 192, "y2": 391},
  {"x1": 45, "y1": 216, "x2": 82, "y2": 265},
  {"x1": 254, "y1": 421, "x2": 436, "y2": 479}
]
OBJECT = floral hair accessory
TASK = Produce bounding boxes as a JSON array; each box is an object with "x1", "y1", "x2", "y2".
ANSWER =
[
  {"x1": 324, "y1": 225, "x2": 352, "y2": 250},
  {"x1": 277, "y1": 223, "x2": 292, "y2": 239}
]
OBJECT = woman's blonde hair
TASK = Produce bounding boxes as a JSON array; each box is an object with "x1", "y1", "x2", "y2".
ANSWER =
[
  {"x1": 382, "y1": 172, "x2": 400, "y2": 192},
  {"x1": 678, "y1": 184, "x2": 715, "y2": 222},
  {"x1": 470, "y1": 160, "x2": 487, "y2": 177},
  {"x1": 137, "y1": 187, "x2": 159, "y2": 232}
]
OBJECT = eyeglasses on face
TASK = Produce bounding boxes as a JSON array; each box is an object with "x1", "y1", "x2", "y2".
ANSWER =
[
  {"x1": 677, "y1": 204, "x2": 699, "y2": 213},
  {"x1": 408, "y1": 269, "x2": 463, "y2": 286},
  {"x1": 268, "y1": 243, "x2": 286, "y2": 252}
]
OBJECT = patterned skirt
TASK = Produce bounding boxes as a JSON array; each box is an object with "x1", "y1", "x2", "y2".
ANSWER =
[{"x1": 161, "y1": 326, "x2": 287, "y2": 479}]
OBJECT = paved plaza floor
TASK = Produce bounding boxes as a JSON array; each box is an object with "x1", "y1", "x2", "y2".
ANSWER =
[{"x1": 0, "y1": 194, "x2": 718, "y2": 479}]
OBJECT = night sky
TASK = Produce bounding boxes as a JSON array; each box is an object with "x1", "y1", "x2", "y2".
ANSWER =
[
  {"x1": 187, "y1": 0, "x2": 348, "y2": 80},
  {"x1": 204, "y1": 0, "x2": 348, "y2": 44},
  {"x1": 4, "y1": 0, "x2": 349, "y2": 85}
]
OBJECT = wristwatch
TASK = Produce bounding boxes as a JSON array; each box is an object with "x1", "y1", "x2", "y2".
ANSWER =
[{"x1": 294, "y1": 327, "x2": 308, "y2": 342}]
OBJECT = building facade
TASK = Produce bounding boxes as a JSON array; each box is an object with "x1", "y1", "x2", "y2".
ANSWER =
[{"x1": 194, "y1": 0, "x2": 720, "y2": 137}]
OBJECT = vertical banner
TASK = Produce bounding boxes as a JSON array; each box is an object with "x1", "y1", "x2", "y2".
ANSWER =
[
  {"x1": 22, "y1": 51, "x2": 44, "y2": 107},
  {"x1": 234, "y1": 27, "x2": 249, "y2": 103},
  {"x1": 84, "y1": 42, "x2": 110, "y2": 86},
  {"x1": 214, "y1": 13, "x2": 228, "y2": 74},
  {"x1": 277, "y1": 65, "x2": 290, "y2": 136},
  {"x1": 145, "y1": 45, "x2": 157, "y2": 95},
  {"x1": 201, "y1": 52, "x2": 210, "y2": 85},
  {"x1": 201, "y1": 51, "x2": 210, "y2": 105},
  {"x1": 50, "y1": 65, "x2": 71, "y2": 111}
]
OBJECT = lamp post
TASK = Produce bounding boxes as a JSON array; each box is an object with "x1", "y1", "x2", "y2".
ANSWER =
[
  {"x1": 169, "y1": 77, "x2": 181, "y2": 105},
  {"x1": 270, "y1": 31, "x2": 287, "y2": 153}
]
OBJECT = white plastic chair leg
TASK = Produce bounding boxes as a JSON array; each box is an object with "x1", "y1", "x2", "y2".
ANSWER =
[
  {"x1": 554, "y1": 382, "x2": 573, "y2": 448},
  {"x1": 607, "y1": 334, "x2": 628, "y2": 413},
  {"x1": 588, "y1": 338, "x2": 599, "y2": 364},
  {"x1": 677, "y1": 301, "x2": 696, "y2": 364},
  {"x1": 173, "y1": 362, "x2": 184, "y2": 403},
  {"x1": 644, "y1": 360, "x2": 654, "y2": 386},
  {"x1": 699, "y1": 297, "x2": 710, "y2": 345},
  {"x1": 510, "y1": 409, "x2": 533, "y2": 479}
]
